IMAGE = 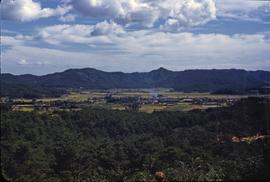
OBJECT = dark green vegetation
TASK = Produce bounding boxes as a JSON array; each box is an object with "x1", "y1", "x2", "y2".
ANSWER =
[
  {"x1": 2, "y1": 68, "x2": 270, "y2": 98},
  {"x1": 1, "y1": 83, "x2": 67, "y2": 99},
  {"x1": 1, "y1": 97, "x2": 270, "y2": 181}
]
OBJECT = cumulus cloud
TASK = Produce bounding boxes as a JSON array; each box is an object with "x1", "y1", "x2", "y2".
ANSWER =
[
  {"x1": 91, "y1": 21, "x2": 125, "y2": 36},
  {"x1": 70, "y1": 0, "x2": 125, "y2": 18},
  {"x1": 35, "y1": 21, "x2": 125, "y2": 45},
  {"x1": 2, "y1": 0, "x2": 269, "y2": 30},
  {"x1": 68, "y1": 0, "x2": 216, "y2": 30},
  {"x1": 1, "y1": 0, "x2": 70, "y2": 21},
  {"x1": 1, "y1": 1, "x2": 269, "y2": 74}
]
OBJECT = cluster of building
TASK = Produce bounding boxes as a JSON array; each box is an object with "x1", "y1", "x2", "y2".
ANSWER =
[
  {"x1": 1, "y1": 93, "x2": 243, "y2": 112},
  {"x1": 105, "y1": 94, "x2": 240, "y2": 109}
]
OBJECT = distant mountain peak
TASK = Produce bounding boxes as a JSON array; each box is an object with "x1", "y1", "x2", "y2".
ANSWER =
[
  {"x1": 151, "y1": 67, "x2": 171, "y2": 73},
  {"x1": 62, "y1": 67, "x2": 104, "y2": 75}
]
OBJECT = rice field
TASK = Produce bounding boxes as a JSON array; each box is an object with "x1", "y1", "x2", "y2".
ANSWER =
[{"x1": 8, "y1": 89, "x2": 259, "y2": 113}]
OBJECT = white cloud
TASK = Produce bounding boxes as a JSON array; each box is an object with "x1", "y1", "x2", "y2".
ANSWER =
[
  {"x1": 1, "y1": 0, "x2": 70, "y2": 21},
  {"x1": 2, "y1": 0, "x2": 269, "y2": 29},
  {"x1": 2, "y1": 1, "x2": 269, "y2": 75},
  {"x1": 2, "y1": 45, "x2": 107, "y2": 75},
  {"x1": 160, "y1": 0, "x2": 216, "y2": 30},
  {"x1": 70, "y1": 0, "x2": 125, "y2": 19},
  {"x1": 91, "y1": 21, "x2": 125, "y2": 36},
  {"x1": 216, "y1": 0, "x2": 266, "y2": 12},
  {"x1": 69, "y1": 0, "x2": 216, "y2": 30},
  {"x1": 2, "y1": 31, "x2": 270, "y2": 74},
  {"x1": 108, "y1": 32, "x2": 270, "y2": 71},
  {"x1": 59, "y1": 14, "x2": 76, "y2": 22},
  {"x1": 18, "y1": 59, "x2": 28, "y2": 65},
  {"x1": 1, "y1": 36, "x2": 26, "y2": 46},
  {"x1": 216, "y1": 0, "x2": 270, "y2": 21},
  {"x1": 35, "y1": 21, "x2": 125, "y2": 45}
]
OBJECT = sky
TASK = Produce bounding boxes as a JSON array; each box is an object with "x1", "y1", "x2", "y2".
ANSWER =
[{"x1": 1, "y1": 0, "x2": 270, "y2": 75}]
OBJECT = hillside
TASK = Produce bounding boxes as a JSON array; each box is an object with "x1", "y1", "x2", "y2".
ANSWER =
[
  {"x1": 1, "y1": 97, "x2": 270, "y2": 181},
  {"x1": 1, "y1": 68, "x2": 270, "y2": 98}
]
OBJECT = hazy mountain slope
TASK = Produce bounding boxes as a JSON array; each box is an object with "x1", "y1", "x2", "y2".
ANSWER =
[{"x1": 1, "y1": 68, "x2": 270, "y2": 95}]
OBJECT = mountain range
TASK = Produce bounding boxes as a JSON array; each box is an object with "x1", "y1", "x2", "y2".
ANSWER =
[{"x1": 1, "y1": 68, "x2": 270, "y2": 98}]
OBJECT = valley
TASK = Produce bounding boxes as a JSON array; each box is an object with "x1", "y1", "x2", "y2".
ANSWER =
[
  {"x1": 3, "y1": 89, "x2": 267, "y2": 113},
  {"x1": 1, "y1": 68, "x2": 270, "y2": 181}
]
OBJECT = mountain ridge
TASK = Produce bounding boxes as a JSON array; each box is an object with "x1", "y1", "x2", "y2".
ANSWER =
[
  {"x1": 1, "y1": 67, "x2": 270, "y2": 98},
  {"x1": 5, "y1": 67, "x2": 269, "y2": 76}
]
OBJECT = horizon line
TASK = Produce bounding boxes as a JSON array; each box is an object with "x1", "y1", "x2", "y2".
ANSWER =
[{"x1": 2, "y1": 67, "x2": 270, "y2": 77}]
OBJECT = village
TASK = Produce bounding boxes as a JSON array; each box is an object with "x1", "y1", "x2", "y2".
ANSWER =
[{"x1": 1, "y1": 89, "x2": 253, "y2": 113}]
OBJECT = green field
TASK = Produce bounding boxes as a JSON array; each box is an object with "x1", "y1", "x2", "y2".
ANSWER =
[
  {"x1": 10, "y1": 89, "x2": 249, "y2": 103},
  {"x1": 8, "y1": 89, "x2": 269, "y2": 113},
  {"x1": 165, "y1": 102, "x2": 203, "y2": 112},
  {"x1": 44, "y1": 90, "x2": 245, "y2": 101},
  {"x1": 7, "y1": 89, "x2": 250, "y2": 113}
]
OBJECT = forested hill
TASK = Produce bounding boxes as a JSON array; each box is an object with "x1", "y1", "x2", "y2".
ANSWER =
[
  {"x1": 1, "y1": 97, "x2": 270, "y2": 181},
  {"x1": 1, "y1": 68, "x2": 270, "y2": 95}
]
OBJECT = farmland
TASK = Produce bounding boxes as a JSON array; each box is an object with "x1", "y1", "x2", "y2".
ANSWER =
[{"x1": 2, "y1": 89, "x2": 268, "y2": 113}]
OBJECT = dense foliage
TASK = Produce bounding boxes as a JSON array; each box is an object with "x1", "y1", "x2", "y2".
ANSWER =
[
  {"x1": 1, "y1": 98, "x2": 270, "y2": 181},
  {"x1": 2, "y1": 68, "x2": 270, "y2": 98},
  {"x1": 1, "y1": 83, "x2": 67, "y2": 99}
]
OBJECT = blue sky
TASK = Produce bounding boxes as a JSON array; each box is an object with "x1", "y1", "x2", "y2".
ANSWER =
[{"x1": 1, "y1": 0, "x2": 270, "y2": 75}]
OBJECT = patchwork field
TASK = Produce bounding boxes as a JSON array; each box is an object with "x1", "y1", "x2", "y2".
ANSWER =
[
  {"x1": 44, "y1": 90, "x2": 243, "y2": 101},
  {"x1": 6, "y1": 89, "x2": 268, "y2": 113}
]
